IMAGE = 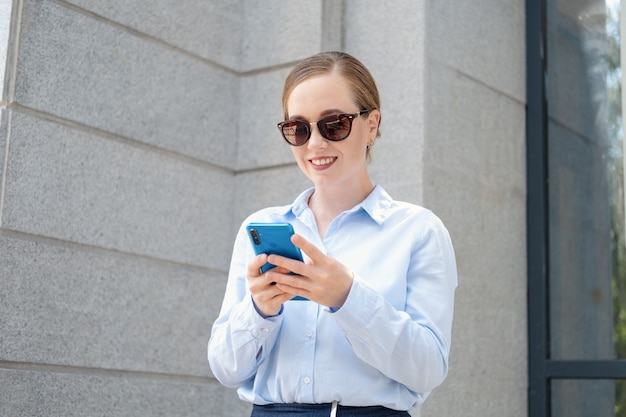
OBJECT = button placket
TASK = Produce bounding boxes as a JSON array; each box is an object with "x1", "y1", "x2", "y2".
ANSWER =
[{"x1": 298, "y1": 302, "x2": 319, "y2": 401}]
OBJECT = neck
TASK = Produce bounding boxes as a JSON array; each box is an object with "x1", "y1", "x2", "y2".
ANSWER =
[{"x1": 309, "y1": 180, "x2": 375, "y2": 221}]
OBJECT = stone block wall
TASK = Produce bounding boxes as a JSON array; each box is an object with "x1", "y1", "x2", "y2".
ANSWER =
[{"x1": 0, "y1": 1, "x2": 527, "y2": 416}]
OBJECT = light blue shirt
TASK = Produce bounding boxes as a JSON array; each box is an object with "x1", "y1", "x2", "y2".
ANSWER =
[{"x1": 208, "y1": 185, "x2": 457, "y2": 410}]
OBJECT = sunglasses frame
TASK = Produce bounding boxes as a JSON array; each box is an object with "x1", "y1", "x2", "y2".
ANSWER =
[{"x1": 277, "y1": 109, "x2": 372, "y2": 146}]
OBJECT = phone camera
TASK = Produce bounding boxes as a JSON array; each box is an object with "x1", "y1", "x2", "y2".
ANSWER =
[{"x1": 250, "y1": 229, "x2": 261, "y2": 245}]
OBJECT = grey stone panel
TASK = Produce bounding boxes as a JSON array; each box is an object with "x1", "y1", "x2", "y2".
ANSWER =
[
  {"x1": 236, "y1": 68, "x2": 294, "y2": 171},
  {"x1": 422, "y1": 190, "x2": 527, "y2": 417},
  {"x1": 15, "y1": 0, "x2": 237, "y2": 167},
  {"x1": 239, "y1": 0, "x2": 323, "y2": 72},
  {"x1": 423, "y1": 65, "x2": 527, "y2": 416},
  {"x1": 0, "y1": 234, "x2": 225, "y2": 377},
  {"x1": 66, "y1": 0, "x2": 245, "y2": 71},
  {"x1": 0, "y1": 368, "x2": 251, "y2": 417},
  {"x1": 321, "y1": 0, "x2": 344, "y2": 52},
  {"x1": 0, "y1": 107, "x2": 7, "y2": 195},
  {"x1": 65, "y1": 0, "x2": 324, "y2": 73},
  {"x1": 3, "y1": 111, "x2": 233, "y2": 270},
  {"x1": 428, "y1": 0, "x2": 526, "y2": 103},
  {"x1": 344, "y1": 0, "x2": 425, "y2": 83},
  {"x1": 231, "y1": 165, "x2": 311, "y2": 236},
  {"x1": 425, "y1": 65, "x2": 525, "y2": 199}
]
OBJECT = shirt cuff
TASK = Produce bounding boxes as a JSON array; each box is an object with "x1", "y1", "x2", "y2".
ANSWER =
[
  {"x1": 229, "y1": 295, "x2": 283, "y2": 340},
  {"x1": 251, "y1": 295, "x2": 284, "y2": 319},
  {"x1": 330, "y1": 275, "x2": 378, "y2": 329}
]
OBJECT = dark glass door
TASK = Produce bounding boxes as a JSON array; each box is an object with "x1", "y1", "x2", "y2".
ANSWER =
[{"x1": 528, "y1": 0, "x2": 626, "y2": 415}]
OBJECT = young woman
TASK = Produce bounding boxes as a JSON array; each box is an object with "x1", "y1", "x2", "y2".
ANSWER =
[{"x1": 208, "y1": 51, "x2": 457, "y2": 417}]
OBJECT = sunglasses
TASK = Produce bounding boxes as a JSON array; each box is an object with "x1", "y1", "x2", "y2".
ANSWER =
[{"x1": 277, "y1": 109, "x2": 372, "y2": 146}]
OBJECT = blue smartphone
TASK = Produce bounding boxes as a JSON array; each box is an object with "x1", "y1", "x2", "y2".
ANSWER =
[{"x1": 246, "y1": 222, "x2": 306, "y2": 301}]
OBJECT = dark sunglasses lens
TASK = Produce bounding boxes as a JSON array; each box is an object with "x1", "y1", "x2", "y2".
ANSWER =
[
  {"x1": 319, "y1": 115, "x2": 352, "y2": 141},
  {"x1": 281, "y1": 121, "x2": 310, "y2": 145}
]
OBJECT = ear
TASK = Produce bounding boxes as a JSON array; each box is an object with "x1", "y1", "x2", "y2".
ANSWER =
[{"x1": 367, "y1": 110, "x2": 381, "y2": 140}]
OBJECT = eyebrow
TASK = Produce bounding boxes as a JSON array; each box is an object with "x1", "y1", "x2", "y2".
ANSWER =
[{"x1": 287, "y1": 108, "x2": 350, "y2": 121}]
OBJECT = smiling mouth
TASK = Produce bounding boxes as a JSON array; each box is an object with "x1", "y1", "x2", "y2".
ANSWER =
[{"x1": 310, "y1": 157, "x2": 336, "y2": 166}]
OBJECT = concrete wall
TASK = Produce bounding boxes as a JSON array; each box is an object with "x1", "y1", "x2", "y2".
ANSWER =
[
  {"x1": 0, "y1": 1, "x2": 527, "y2": 416},
  {"x1": 421, "y1": 1, "x2": 528, "y2": 415}
]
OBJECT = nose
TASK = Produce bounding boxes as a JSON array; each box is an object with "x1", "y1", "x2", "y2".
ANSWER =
[{"x1": 307, "y1": 122, "x2": 327, "y2": 149}]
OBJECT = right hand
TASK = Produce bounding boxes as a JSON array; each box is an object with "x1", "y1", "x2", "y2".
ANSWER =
[{"x1": 247, "y1": 254, "x2": 295, "y2": 317}]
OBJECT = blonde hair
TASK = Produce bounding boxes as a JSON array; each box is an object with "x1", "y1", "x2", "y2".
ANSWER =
[{"x1": 281, "y1": 52, "x2": 382, "y2": 155}]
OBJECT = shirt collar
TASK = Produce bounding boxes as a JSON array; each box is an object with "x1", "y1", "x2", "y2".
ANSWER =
[
  {"x1": 285, "y1": 185, "x2": 392, "y2": 225},
  {"x1": 288, "y1": 187, "x2": 315, "y2": 217},
  {"x1": 360, "y1": 185, "x2": 393, "y2": 225}
]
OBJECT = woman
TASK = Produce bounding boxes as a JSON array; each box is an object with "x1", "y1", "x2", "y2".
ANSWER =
[{"x1": 208, "y1": 51, "x2": 457, "y2": 417}]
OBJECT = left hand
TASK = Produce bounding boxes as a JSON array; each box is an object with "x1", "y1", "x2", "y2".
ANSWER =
[{"x1": 265, "y1": 234, "x2": 354, "y2": 308}]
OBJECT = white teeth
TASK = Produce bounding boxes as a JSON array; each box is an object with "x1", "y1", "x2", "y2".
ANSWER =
[{"x1": 311, "y1": 157, "x2": 335, "y2": 166}]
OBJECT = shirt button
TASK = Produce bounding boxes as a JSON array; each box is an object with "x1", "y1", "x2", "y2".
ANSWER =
[
  {"x1": 305, "y1": 330, "x2": 313, "y2": 338},
  {"x1": 262, "y1": 328, "x2": 269, "y2": 333},
  {"x1": 303, "y1": 377, "x2": 311, "y2": 384}
]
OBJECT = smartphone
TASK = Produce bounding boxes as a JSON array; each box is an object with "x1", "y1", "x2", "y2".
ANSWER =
[{"x1": 246, "y1": 222, "x2": 306, "y2": 300}]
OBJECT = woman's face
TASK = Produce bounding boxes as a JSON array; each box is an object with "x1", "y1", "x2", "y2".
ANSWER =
[{"x1": 285, "y1": 73, "x2": 379, "y2": 191}]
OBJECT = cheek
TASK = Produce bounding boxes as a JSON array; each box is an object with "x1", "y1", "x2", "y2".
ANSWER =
[
  {"x1": 291, "y1": 147, "x2": 302, "y2": 159},
  {"x1": 351, "y1": 125, "x2": 371, "y2": 148},
  {"x1": 291, "y1": 147, "x2": 309, "y2": 166}
]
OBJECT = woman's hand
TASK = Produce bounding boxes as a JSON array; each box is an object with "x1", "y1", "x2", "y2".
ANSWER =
[
  {"x1": 266, "y1": 234, "x2": 354, "y2": 308},
  {"x1": 247, "y1": 254, "x2": 294, "y2": 317}
]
